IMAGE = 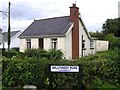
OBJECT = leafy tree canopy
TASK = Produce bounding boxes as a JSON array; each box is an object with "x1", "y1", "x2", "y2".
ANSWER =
[
  {"x1": 102, "y1": 18, "x2": 120, "y2": 37},
  {"x1": 89, "y1": 31, "x2": 104, "y2": 40}
]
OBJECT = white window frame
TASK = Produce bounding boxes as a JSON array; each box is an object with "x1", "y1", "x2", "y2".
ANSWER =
[
  {"x1": 82, "y1": 40, "x2": 85, "y2": 49},
  {"x1": 90, "y1": 40, "x2": 94, "y2": 48},
  {"x1": 26, "y1": 39, "x2": 31, "y2": 49},
  {"x1": 51, "y1": 38, "x2": 58, "y2": 50}
]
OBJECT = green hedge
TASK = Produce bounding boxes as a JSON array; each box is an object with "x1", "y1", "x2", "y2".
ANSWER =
[
  {"x1": 2, "y1": 50, "x2": 22, "y2": 58},
  {"x1": 2, "y1": 49, "x2": 120, "y2": 89},
  {"x1": 24, "y1": 49, "x2": 64, "y2": 60}
]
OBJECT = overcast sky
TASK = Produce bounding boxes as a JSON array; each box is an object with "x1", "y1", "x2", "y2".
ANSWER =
[{"x1": 0, "y1": 0, "x2": 119, "y2": 32}]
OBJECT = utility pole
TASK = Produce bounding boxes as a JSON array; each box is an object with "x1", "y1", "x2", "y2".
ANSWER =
[{"x1": 8, "y1": 1, "x2": 11, "y2": 50}]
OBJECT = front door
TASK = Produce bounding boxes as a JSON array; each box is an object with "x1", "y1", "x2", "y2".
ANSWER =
[{"x1": 39, "y1": 38, "x2": 44, "y2": 49}]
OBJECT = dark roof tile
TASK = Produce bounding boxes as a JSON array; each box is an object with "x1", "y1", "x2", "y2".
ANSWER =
[
  {"x1": 19, "y1": 16, "x2": 71, "y2": 37},
  {"x1": 3, "y1": 31, "x2": 20, "y2": 42}
]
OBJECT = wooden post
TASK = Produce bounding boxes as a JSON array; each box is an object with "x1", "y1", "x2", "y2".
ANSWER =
[
  {"x1": 79, "y1": 64, "x2": 82, "y2": 89},
  {"x1": 48, "y1": 64, "x2": 53, "y2": 89}
]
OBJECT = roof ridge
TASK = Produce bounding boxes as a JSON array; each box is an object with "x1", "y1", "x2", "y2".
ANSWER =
[{"x1": 35, "y1": 16, "x2": 69, "y2": 21}]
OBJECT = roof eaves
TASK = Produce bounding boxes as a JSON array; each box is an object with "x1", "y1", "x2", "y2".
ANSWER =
[
  {"x1": 11, "y1": 31, "x2": 21, "y2": 39},
  {"x1": 19, "y1": 35, "x2": 65, "y2": 39},
  {"x1": 90, "y1": 37, "x2": 98, "y2": 40}
]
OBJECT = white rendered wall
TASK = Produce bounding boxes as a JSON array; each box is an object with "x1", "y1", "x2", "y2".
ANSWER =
[
  {"x1": 0, "y1": 31, "x2": 21, "y2": 49},
  {"x1": 31, "y1": 38, "x2": 38, "y2": 49},
  {"x1": 44, "y1": 38, "x2": 51, "y2": 51},
  {"x1": 20, "y1": 39, "x2": 26, "y2": 52},
  {"x1": 79, "y1": 20, "x2": 96, "y2": 57},
  {"x1": 58, "y1": 37, "x2": 66, "y2": 58},
  {"x1": 44, "y1": 37, "x2": 66, "y2": 58},
  {"x1": 65, "y1": 29, "x2": 72, "y2": 59},
  {"x1": 96, "y1": 40, "x2": 109, "y2": 51},
  {"x1": 10, "y1": 37, "x2": 20, "y2": 48}
]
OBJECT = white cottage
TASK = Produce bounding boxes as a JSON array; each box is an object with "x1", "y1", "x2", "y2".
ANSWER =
[
  {"x1": 0, "y1": 30, "x2": 22, "y2": 49},
  {"x1": 19, "y1": 4, "x2": 100, "y2": 59}
]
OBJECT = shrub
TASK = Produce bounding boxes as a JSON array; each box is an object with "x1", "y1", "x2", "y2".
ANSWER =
[
  {"x1": 24, "y1": 48, "x2": 37, "y2": 57},
  {"x1": 24, "y1": 49, "x2": 64, "y2": 60},
  {"x1": 48, "y1": 49, "x2": 64, "y2": 60},
  {"x1": 2, "y1": 56, "x2": 48, "y2": 89},
  {"x1": 105, "y1": 33, "x2": 120, "y2": 49},
  {"x1": 2, "y1": 50, "x2": 20, "y2": 58},
  {"x1": 2, "y1": 49, "x2": 120, "y2": 89},
  {"x1": 11, "y1": 47, "x2": 19, "y2": 51}
]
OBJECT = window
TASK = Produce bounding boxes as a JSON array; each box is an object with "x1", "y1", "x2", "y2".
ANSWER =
[
  {"x1": 82, "y1": 40, "x2": 85, "y2": 49},
  {"x1": 90, "y1": 40, "x2": 94, "y2": 48},
  {"x1": 51, "y1": 38, "x2": 57, "y2": 50},
  {"x1": 27, "y1": 39, "x2": 31, "y2": 49}
]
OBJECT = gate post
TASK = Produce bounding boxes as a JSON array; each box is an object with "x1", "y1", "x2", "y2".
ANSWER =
[
  {"x1": 79, "y1": 64, "x2": 82, "y2": 89},
  {"x1": 48, "y1": 64, "x2": 53, "y2": 89}
]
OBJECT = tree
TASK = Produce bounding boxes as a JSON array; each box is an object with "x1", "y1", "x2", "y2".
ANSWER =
[
  {"x1": 89, "y1": 31, "x2": 105, "y2": 40},
  {"x1": 102, "y1": 18, "x2": 120, "y2": 37},
  {"x1": 105, "y1": 33, "x2": 120, "y2": 49}
]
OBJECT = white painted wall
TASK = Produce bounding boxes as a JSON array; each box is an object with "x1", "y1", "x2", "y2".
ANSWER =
[
  {"x1": 0, "y1": 31, "x2": 22, "y2": 49},
  {"x1": 96, "y1": 40, "x2": 109, "y2": 51},
  {"x1": 20, "y1": 38, "x2": 26, "y2": 52},
  {"x1": 31, "y1": 38, "x2": 38, "y2": 49},
  {"x1": 44, "y1": 38, "x2": 51, "y2": 51},
  {"x1": 10, "y1": 31, "x2": 22, "y2": 48},
  {"x1": 65, "y1": 24, "x2": 73, "y2": 59},
  {"x1": 65, "y1": 30, "x2": 72, "y2": 59},
  {"x1": 44, "y1": 37, "x2": 67, "y2": 58},
  {"x1": 79, "y1": 20, "x2": 96, "y2": 57},
  {"x1": 58, "y1": 37, "x2": 66, "y2": 58},
  {"x1": 20, "y1": 38, "x2": 39, "y2": 52}
]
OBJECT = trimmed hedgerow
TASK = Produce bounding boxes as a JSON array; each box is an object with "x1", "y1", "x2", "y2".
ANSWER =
[
  {"x1": 24, "y1": 49, "x2": 64, "y2": 60},
  {"x1": 2, "y1": 49, "x2": 120, "y2": 89}
]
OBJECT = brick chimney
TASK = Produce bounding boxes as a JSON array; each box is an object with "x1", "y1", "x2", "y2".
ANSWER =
[{"x1": 70, "y1": 3, "x2": 79, "y2": 59}]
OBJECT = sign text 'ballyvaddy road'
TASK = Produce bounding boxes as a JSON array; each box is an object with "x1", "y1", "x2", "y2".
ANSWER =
[{"x1": 50, "y1": 65, "x2": 79, "y2": 72}]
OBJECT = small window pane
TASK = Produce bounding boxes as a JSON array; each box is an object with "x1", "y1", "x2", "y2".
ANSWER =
[
  {"x1": 90, "y1": 40, "x2": 94, "y2": 48},
  {"x1": 27, "y1": 39, "x2": 31, "y2": 49},
  {"x1": 82, "y1": 40, "x2": 85, "y2": 48},
  {"x1": 51, "y1": 38, "x2": 57, "y2": 50}
]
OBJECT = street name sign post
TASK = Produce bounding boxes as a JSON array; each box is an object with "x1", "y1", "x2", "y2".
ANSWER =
[{"x1": 48, "y1": 64, "x2": 82, "y2": 89}]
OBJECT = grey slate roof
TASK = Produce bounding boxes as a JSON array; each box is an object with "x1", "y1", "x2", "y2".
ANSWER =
[
  {"x1": 19, "y1": 16, "x2": 71, "y2": 37},
  {"x1": 3, "y1": 31, "x2": 20, "y2": 42}
]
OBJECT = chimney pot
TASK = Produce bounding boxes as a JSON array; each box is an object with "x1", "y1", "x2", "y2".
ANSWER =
[{"x1": 73, "y1": 3, "x2": 76, "y2": 7}]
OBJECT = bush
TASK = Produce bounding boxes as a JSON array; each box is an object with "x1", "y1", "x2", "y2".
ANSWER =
[
  {"x1": 11, "y1": 47, "x2": 19, "y2": 51},
  {"x1": 2, "y1": 49, "x2": 120, "y2": 89},
  {"x1": 48, "y1": 49, "x2": 64, "y2": 60},
  {"x1": 2, "y1": 50, "x2": 20, "y2": 58},
  {"x1": 105, "y1": 33, "x2": 120, "y2": 49},
  {"x1": 24, "y1": 49, "x2": 64, "y2": 60},
  {"x1": 2, "y1": 56, "x2": 48, "y2": 89}
]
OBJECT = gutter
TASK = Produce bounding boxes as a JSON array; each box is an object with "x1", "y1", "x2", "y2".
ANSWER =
[{"x1": 19, "y1": 35, "x2": 66, "y2": 39}]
